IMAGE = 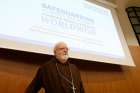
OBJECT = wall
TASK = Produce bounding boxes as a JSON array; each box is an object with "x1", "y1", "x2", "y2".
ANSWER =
[
  {"x1": 0, "y1": 46, "x2": 140, "y2": 93},
  {"x1": 127, "y1": 0, "x2": 140, "y2": 7},
  {"x1": 81, "y1": 46, "x2": 140, "y2": 93}
]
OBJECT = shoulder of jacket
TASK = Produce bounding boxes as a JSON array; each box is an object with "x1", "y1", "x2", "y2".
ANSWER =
[{"x1": 41, "y1": 58, "x2": 55, "y2": 69}]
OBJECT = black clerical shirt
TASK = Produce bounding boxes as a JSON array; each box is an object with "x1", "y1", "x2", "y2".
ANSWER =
[{"x1": 25, "y1": 58, "x2": 85, "y2": 93}]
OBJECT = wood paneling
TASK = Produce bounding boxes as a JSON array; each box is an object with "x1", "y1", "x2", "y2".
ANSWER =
[{"x1": 0, "y1": 46, "x2": 140, "y2": 93}]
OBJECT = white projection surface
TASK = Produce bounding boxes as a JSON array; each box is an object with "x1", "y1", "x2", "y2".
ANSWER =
[{"x1": 0, "y1": 0, "x2": 135, "y2": 66}]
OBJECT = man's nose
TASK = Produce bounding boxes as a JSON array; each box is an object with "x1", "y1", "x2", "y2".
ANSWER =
[{"x1": 63, "y1": 48, "x2": 68, "y2": 52}]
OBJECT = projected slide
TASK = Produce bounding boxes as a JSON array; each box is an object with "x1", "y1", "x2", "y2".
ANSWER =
[{"x1": 0, "y1": 0, "x2": 135, "y2": 66}]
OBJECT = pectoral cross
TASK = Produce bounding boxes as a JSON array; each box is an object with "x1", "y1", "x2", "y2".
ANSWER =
[{"x1": 72, "y1": 86, "x2": 76, "y2": 93}]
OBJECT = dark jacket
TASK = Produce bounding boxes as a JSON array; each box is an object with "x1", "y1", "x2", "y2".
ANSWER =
[{"x1": 25, "y1": 58, "x2": 85, "y2": 93}]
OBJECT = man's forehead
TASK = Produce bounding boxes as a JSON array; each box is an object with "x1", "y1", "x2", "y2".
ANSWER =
[
  {"x1": 57, "y1": 43, "x2": 67, "y2": 48},
  {"x1": 55, "y1": 42, "x2": 68, "y2": 49}
]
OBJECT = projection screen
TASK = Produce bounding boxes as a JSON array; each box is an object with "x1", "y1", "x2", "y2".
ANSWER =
[{"x1": 0, "y1": 0, "x2": 135, "y2": 66}]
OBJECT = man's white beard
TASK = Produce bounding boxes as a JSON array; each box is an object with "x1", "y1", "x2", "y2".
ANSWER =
[
  {"x1": 61, "y1": 55, "x2": 69, "y2": 61},
  {"x1": 56, "y1": 54, "x2": 69, "y2": 63}
]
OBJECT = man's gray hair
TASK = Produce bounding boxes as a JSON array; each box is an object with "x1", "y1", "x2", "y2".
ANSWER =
[{"x1": 53, "y1": 41, "x2": 67, "y2": 54}]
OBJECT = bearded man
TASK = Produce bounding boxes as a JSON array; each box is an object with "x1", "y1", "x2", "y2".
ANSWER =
[{"x1": 25, "y1": 42, "x2": 85, "y2": 93}]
